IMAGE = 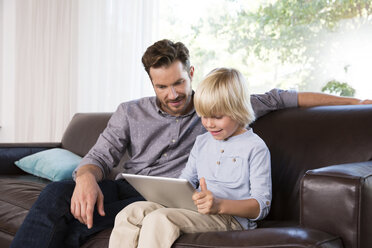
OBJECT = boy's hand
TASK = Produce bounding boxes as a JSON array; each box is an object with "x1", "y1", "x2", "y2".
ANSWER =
[{"x1": 192, "y1": 177, "x2": 221, "y2": 214}]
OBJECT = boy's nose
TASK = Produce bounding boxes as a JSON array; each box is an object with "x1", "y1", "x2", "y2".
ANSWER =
[{"x1": 205, "y1": 118, "x2": 215, "y2": 128}]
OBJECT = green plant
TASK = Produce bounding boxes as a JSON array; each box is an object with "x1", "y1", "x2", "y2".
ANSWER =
[{"x1": 321, "y1": 80, "x2": 356, "y2": 97}]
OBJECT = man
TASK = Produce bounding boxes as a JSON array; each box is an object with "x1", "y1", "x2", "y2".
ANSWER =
[{"x1": 11, "y1": 39, "x2": 372, "y2": 248}]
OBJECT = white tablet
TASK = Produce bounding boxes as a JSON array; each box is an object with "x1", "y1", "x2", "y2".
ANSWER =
[{"x1": 121, "y1": 173, "x2": 198, "y2": 211}]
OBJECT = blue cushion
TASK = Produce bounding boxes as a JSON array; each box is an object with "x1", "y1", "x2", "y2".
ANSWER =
[{"x1": 15, "y1": 148, "x2": 82, "y2": 181}]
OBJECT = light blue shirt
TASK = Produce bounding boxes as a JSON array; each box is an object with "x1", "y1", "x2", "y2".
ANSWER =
[{"x1": 179, "y1": 129, "x2": 272, "y2": 229}]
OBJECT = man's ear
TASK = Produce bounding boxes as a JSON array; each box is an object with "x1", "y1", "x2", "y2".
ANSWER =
[{"x1": 189, "y1": 66, "x2": 195, "y2": 80}]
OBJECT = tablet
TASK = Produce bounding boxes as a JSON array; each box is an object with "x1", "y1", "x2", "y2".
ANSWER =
[{"x1": 121, "y1": 173, "x2": 198, "y2": 211}]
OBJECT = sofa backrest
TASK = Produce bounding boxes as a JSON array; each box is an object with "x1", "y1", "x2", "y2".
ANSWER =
[
  {"x1": 61, "y1": 105, "x2": 372, "y2": 223},
  {"x1": 251, "y1": 105, "x2": 372, "y2": 222},
  {"x1": 61, "y1": 113, "x2": 112, "y2": 157}
]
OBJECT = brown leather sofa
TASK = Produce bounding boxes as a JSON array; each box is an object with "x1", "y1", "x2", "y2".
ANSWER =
[{"x1": 1, "y1": 105, "x2": 372, "y2": 248}]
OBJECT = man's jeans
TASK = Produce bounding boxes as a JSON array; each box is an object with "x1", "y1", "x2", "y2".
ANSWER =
[{"x1": 10, "y1": 179, "x2": 144, "y2": 248}]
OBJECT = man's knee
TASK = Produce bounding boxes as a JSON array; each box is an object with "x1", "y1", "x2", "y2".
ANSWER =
[{"x1": 39, "y1": 180, "x2": 75, "y2": 204}]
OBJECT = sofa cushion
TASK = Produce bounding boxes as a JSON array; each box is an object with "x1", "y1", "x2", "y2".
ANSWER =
[
  {"x1": 15, "y1": 148, "x2": 82, "y2": 181},
  {"x1": 172, "y1": 227, "x2": 343, "y2": 248},
  {"x1": 0, "y1": 178, "x2": 46, "y2": 241},
  {"x1": 80, "y1": 227, "x2": 343, "y2": 248}
]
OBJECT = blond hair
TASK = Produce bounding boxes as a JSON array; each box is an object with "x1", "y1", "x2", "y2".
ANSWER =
[{"x1": 194, "y1": 68, "x2": 255, "y2": 127}]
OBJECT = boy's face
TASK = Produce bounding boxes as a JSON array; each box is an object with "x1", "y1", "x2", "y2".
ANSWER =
[
  {"x1": 201, "y1": 116, "x2": 245, "y2": 140},
  {"x1": 150, "y1": 60, "x2": 194, "y2": 116}
]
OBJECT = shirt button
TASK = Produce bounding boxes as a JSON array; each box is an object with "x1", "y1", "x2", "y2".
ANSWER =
[
  {"x1": 266, "y1": 201, "x2": 270, "y2": 206},
  {"x1": 163, "y1": 153, "x2": 167, "y2": 157},
  {"x1": 172, "y1": 139, "x2": 176, "y2": 143},
  {"x1": 216, "y1": 161, "x2": 220, "y2": 165},
  {"x1": 232, "y1": 158, "x2": 236, "y2": 162},
  {"x1": 220, "y1": 149, "x2": 224, "y2": 153},
  {"x1": 176, "y1": 119, "x2": 179, "y2": 123}
]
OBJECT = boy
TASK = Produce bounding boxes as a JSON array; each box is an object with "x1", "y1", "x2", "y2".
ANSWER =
[{"x1": 109, "y1": 68, "x2": 271, "y2": 248}]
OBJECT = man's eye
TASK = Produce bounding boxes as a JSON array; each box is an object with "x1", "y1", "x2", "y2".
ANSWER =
[{"x1": 157, "y1": 85, "x2": 166, "y2": 89}]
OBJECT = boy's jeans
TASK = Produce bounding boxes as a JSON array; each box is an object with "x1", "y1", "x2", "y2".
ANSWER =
[{"x1": 10, "y1": 179, "x2": 144, "y2": 248}]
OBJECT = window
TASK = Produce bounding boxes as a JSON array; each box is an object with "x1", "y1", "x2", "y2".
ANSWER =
[{"x1": 158, "y1": 0, "x2": 372, "y2": 99}]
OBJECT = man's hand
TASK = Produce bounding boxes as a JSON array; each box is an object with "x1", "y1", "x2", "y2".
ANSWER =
[
  {"x1": 359, "y1": 99, "x2": 372, "y2": 105},
  {"x1": 192, "y1": 177, "x2": 221, "y2": 214},
  {"x1": 71, "y1": 165, "x2": 105, "y2": 229}
]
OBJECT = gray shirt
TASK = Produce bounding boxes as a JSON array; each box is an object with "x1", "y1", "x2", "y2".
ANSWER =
[{"x1": 75, "y1": 88, "x2": 297, "y2": 179}]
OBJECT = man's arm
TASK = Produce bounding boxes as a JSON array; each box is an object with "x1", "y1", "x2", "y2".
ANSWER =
[
  {"x1": 298, "y1": 92, "x2": 372, "y2": 107},
  {"x1": 70, "y1": 103, "x2": 130, "y2": 228},
  {"x1": 251, "y1": 89, "x2": 372, "y2": 119},
  {"x1": 250, "y1": 89, "x2": 298, "y2": 118},
  {"x1": 71, "y1": 164, "x2": 104, "y2": 229},
  {"x1": 73, "y1": 103, "x2": 130, "y2": 180}
]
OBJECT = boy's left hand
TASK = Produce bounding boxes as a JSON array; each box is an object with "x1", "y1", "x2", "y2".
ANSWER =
[{"x1": 192, "y1": 177, "x2": 221, "y2": 214}]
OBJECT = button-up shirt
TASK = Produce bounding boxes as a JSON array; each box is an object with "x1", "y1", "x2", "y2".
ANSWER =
[
  {"x1": 75, "y1": 89, "x2": 297, "y2": 179},
  {"x1": 179, "y1": 129, "x2": 271, "y2": 229}
]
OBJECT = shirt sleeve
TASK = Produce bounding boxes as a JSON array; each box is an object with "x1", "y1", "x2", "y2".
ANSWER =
[
  {"x1": 247, "y1": 144, "x2": 272, "y2": 221},
  {"x1": 72, "y1": 103, "x2": 130, "y2": 180},
  {"x1": 250, "y1": 88, "x2": 298, "y2": 119},
  {"x1": 179, "y1": 137, "x2": 199, "y2": 188}
]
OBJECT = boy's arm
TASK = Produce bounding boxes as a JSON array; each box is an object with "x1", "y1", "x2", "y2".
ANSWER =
[
  {"x1": 217, "y1": 198, "x2": 260, "y2": 219},
  {"x1": 179, "y1": 137, "x2": 200, "y2": 188},
  {"x1": 193, "y1": 180, "x2": 261, "y2": 219}
]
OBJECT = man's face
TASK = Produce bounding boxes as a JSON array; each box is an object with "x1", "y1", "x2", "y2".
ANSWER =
[{"x1": 150, "y1": 60, "x2": 194, "y2": 116}]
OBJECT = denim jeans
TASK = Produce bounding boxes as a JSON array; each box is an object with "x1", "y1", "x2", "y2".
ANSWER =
[{"x1": 10, "y1": 179, "x2": 144, "y2": 248}]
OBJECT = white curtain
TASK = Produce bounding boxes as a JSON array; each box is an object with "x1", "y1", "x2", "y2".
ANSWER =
[
  {"x1": 14, "y1": 0, "x2": 78, "y2": 142},
  {"x1": 0, "y1": 0, "x2": 158, "y2": 142},
  {"x1": 78, "y1": 0, "x2": 158, "y2": 112},
  {"x1": 0, "y1": 0, "x2": 16, "y2": 142}
]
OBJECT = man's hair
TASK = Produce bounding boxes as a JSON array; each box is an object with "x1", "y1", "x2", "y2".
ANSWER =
[
  {"x1": 142, "y1": 39, "x2": 191, "y2": 79},
  {"x1": 194, "y1": 68, "x2": 255, "y2": 127}
]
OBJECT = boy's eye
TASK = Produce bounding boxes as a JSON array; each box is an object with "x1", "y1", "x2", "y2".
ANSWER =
[{"x1": 212, "y1": 116, "x2": 223, "y2": 119}]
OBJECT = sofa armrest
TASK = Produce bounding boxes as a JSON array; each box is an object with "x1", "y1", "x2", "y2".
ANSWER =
[
  {"x1": 300, "y1": 161, "x2": 372, "y2": 248},
  {"x1": 0, "y1": 143, "x2": 61, "y2": 175}
]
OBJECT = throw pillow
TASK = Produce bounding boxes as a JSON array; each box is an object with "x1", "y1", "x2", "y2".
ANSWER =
[{"x1": 15, "y1": 148, "x2": 82, "y2": 181}]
